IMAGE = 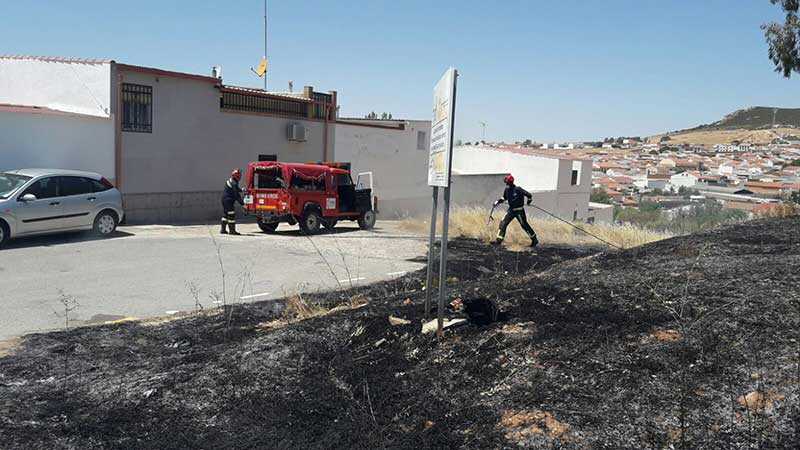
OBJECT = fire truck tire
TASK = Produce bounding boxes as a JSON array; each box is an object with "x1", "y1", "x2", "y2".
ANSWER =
[
  {"x1": 300, "y1": 208, "x2": 322, "y2": 234},
  {"x1": 257, "y1": 219, "x2": 279, "y2": 233},
  {"x1": 323, "y1": 219, "x2": 338, "y2": 230},
  {"x1": 358, "y1": 210, "x2": 376, "y2": 230}
]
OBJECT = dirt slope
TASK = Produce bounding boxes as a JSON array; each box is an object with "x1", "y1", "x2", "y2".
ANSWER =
[{"x1": 1, "y1": 218, "x2": 799, "y2": 450}]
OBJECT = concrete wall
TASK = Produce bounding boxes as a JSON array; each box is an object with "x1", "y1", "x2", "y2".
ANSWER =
[
  {"x1": 588, "y1": 202, "x2": 614, "y2": 224},
  {"x1": 334, "y1": 120, "x2": 431, "y2": 218},
  {"x1": 555, "y1": 159, "x2": 592, "y2": 221},
  {"x1": 450, "y1": 173, "x2": 587, "y2": 222},
  {"x1": 452, "y1": 146, "x2": 561, "y2": 190},
  {"x1": 449, "y1": 146, "x2": 593, "y2": 221},
  {"x1": 0, "y1": 58, "x2": 111, "y2": 117},
  {"x1": 0, "y1": 110, "x2": 115, "y2": 177},
  {"x1": 117, "y1": 69, "x2": 334, "y2": 222}
]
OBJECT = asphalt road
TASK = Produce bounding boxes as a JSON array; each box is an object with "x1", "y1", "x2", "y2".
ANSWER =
[{"x1": 0, "y1": 221, "x2": 427, "y2": 340}]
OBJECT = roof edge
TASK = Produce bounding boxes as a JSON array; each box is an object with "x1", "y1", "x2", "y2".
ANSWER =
[
  {"x1": 115, "y1": 63, "x2": 221, "y2": 84},
  {"x1": 0, "y1": 54, "x2": 112, "y2": 64}
]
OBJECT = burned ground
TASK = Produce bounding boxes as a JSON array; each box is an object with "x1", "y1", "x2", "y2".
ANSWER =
[{"x1": 1, "y1": 218, "x2": 799, "y2": 449}]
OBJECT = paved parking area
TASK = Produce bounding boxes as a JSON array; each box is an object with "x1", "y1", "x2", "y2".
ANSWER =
[{"x1": 0, "y1": 221, "x2": 427, "y2": 340}]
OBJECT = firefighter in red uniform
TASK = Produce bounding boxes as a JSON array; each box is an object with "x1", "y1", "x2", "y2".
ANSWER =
[
  {"x1": 220, "y1": 169, "x2": 244, "y2": 235},
  {"x1": 493, "y1": 174, "x2": 539, "y2": 247}
]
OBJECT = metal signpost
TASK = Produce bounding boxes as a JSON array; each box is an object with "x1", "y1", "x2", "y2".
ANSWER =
[{"x1": 424, "y1": 67, "x2": 458, "y2": 337}]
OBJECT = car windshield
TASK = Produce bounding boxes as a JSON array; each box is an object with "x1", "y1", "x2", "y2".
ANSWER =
[{"x1": 0, "y1": 173, "x2": 32, "y2": 199}]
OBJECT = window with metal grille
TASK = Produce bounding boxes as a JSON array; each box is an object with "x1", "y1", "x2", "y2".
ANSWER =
[
  {"x1": 417, "y1": 131, "x2": 427, "y2": 150},
  {"x1": 122, "y1": 84, "x2": 153, "y2": 133}
]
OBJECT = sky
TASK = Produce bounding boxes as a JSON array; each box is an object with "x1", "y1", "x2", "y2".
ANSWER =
[{"x1": 2, "y1": 0, "x2": 796, "y2": 142}]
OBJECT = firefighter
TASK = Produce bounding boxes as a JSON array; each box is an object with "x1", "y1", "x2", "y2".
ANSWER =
[
  {"x1": 492, "y1": 174, "x2": 539, "y2": 247},
  {"x1": 220, "y1": 169, "x2": 244, "y2": 235}
]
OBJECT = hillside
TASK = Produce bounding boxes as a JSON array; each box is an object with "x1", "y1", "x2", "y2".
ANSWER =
[
  {"x1": 1, "y1": 218, "x2": 799, "y2": 449},
  {"x1": 648, "y1": 127, "x2": 798, "y2": 146},
  {"x1": 648, "y1": 106, "x2": 800, "y2": 145},
  {"x1": 713, "y1": 107, "x2": 800, "y2": 130}
]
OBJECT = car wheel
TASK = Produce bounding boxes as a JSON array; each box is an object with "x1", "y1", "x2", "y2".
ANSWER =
[
  {"x1": 299, "y1": 208, "x2": 322, "y2": 234},
  {"x1": 323, "y1": 219, "x2": 338, "y2": 230},
  {"x1": 0, "y1": 221, "x2": 9, "y2": 248},
  {"x1": 258, "y1": 219, "x2": 279, "y2": 233},
  {"x1": 358, "y1": 210, "x2": 376, "y2": 230},
  {"x1": 94, "y1": 210, "x2": 118, "y2": 237}
]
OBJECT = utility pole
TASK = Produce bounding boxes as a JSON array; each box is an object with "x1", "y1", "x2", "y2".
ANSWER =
[{"x1": 264, "y1": 0, "x2": 269, "y2": 92}]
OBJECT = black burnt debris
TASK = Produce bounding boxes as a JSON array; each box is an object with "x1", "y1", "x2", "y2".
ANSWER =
[{"x1": 1, "y1": 218, "x2": 799, "y2": 449}]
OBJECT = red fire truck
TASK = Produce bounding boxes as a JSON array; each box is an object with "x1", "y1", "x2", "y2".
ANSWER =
[{"x1": 242, "y1": 161, "x2": 377, "y2": 234}]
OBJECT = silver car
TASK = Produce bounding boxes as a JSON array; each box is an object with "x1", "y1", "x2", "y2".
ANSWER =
[{"x1": 0, "y1": 169, "x2": 125, "y2": 248}]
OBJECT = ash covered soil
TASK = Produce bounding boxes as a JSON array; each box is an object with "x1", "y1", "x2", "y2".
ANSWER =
[{"x1": 1, "y1": 217, "x2": 799, "y2": 449}]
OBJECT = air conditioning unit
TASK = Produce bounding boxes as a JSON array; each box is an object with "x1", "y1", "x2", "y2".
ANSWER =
[{"x1": 287, "y1": 123, "x2": 307, "y2": 142}]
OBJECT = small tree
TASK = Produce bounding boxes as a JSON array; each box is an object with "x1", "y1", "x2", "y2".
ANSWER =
[
  {"x1": 660, "y1": 135, "x2": 672, "y2": 143},
  {"x1": 762, "y1": 0, "x2": 800, "y2": 77},
  {"x1": 591, "y1": 188, "x2": 613, "y2": 204}
]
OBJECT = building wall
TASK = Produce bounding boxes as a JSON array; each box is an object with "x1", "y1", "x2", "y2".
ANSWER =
[
  {"x1": 0, "y1": 110, "x2": 115, "y2": 177},
  {"x1": 452, "y1": 146, "x2": 560, "y2": 190},
  {"x1": 449, "y1": 147, "x2": 593, "y2": 221},
  {"x1": 670, "y1": 173, "x2": 699, "y2": 188},
  {"x1": 450, "y1": 174, "x2": 589, "y2": 222},
  {"x1": 333, "y1": 120, "x2": 431, "y2": 218},
  {"x1": 117, "y1": 69, "x2": 334, "y2": 222},
  {"x1": 588, "y1": 202, "x2": 614, "y2": 224},
  {"x1": 0, "y1": 58, "x2": 111, "y2": 117}
]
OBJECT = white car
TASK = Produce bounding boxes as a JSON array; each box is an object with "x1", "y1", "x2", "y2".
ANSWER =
[{"x1": 0, "y1": 169, "x2": 125, "y2": 248}]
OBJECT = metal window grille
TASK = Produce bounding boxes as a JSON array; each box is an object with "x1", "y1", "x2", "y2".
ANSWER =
[
  {"x1": 122, "y1": 84, "x2": 153, "y2": 133},
  {"x1": 417, "y1": 131, "x2": 427, "y2": 150},
  {"x1": 220, "y1": 91, "x2": 333, "y2": 120}
]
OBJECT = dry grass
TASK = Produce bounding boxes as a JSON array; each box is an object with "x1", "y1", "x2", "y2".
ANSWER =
[
  {"x1": 400, "y1": 207, "x2": 671, "y2": 250},
  {"x1": 646, "y1": 127, "x2": 797, "y2": 146},
  {"x1": 753, "y1": 203, "x2": 800, "y2": 219},
  {"x1": 258, "y1": 293, "x2": 369, "y2": 329}
]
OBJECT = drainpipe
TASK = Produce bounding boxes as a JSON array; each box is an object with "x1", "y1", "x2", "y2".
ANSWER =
[
  {"x1": 323, "y1": 104, "x2": 329, "y2": 162},
  {"x1": 115, "y1": 71, "x2": 123, "y2": 191}
]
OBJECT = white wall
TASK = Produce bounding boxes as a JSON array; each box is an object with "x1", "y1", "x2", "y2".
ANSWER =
[
  {"x1": 0, "y1": 110, "x2": 115, "y2": 177},
  {"x1": 452, "y1": 146, "x2": 561, "y2": 191},
  {"x1": 0, "y1": 58, "x2": 111, "y2": 117},
  {"x1": 670, "y1": 173, "x2": 698, "y2": 188},
  {"x1": 334, "y1": 120, "x2": 431, "y2": 217}
]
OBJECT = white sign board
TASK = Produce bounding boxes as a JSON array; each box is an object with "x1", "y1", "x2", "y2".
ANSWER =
[{"x1": 428, "y1": 68, "x2": 457, "y2": 187}]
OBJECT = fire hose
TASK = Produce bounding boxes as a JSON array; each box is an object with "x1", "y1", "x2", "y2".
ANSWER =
[{"x1": 487, "y1": 202, "x2": 624, "y2": 250}]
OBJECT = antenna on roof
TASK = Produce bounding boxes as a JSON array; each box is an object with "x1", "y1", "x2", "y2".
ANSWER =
[{"x1": 249, "y1": 1, "x2": 269, "y2": 91}]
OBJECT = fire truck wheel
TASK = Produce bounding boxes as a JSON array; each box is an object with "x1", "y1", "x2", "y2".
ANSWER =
[
  {"x1": 323, "y1": 219, "x2": 338, "y2": 230},
  {"x1": 257, "y1": 219, "x2": 279, "y2": 233},
  {"x1": 300, "y1": 209, "x2": 322, "y2": 234},
  {"x1": 358, "y1": 210, "x2": 376, "y2": 230}
]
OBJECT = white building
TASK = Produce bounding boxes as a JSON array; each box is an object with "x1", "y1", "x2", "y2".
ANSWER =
[
  {"x1": 333, "y1": 118, "x2": 431, "y2": 217},
  {"x1": 450, "y1": 146, "x2": 599, "y2": 222},
  {"x1": 670, "y1": 171, "x2": 700, "y2": 188},
  {"x1": 0, "y1": 55, "x2": 116, "y2": 180}
]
